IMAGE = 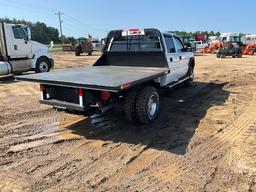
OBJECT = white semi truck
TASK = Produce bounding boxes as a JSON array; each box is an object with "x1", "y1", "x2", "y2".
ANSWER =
[{"x1": 0, "y1": 22, "x2": 54, "y2": 76}]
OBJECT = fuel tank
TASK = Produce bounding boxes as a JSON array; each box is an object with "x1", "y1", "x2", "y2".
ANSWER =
[{"x1": 0, "y1": 61, "x2": 12, "y2": 76}]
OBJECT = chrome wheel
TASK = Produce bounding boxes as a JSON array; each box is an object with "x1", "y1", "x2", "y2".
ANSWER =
[
  {"x1": 39, "y1": 62, "x2": 49, "y2": 72},
  {"x1": 136, "y1": 87, "x2": 159, "y2": 124},
  {"x1": 147, "y1": 94, "x2": 158, "y2": 119}
]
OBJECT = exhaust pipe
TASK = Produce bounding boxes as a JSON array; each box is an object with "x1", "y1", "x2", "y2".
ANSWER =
[
  {"x1": 91, "y1": 105, "x2": 113, "y2": 119},
  {"x1": 97, "y1": 105, "x2": 113, "y2": 115},
  {"x1": 0, "y1": 61, "x2": 12, "y2": 76}
]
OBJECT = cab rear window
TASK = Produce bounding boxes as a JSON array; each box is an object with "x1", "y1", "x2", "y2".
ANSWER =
[{"x1": 110, "y1": 35, "x2": 161, "y2": 52}]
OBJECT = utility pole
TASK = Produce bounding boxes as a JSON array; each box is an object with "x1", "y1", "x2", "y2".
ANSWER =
[{"x1": 55, "y1": 11, "x2": 63, "y2": 43}]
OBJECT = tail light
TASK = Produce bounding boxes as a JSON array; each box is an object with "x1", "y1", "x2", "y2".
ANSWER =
[
  {"x1": 45, "y1": 88, "x2": 49, "y2": 99},
  {"x1": 122, "y1": 29, "x2": 145, "y2": 36},
  {"x1": 128, "y1": 28, "x2": 141, "y2": 35},
  {"x1": 40, "y1": 84, "x2": 44, "y2": 100},
  {"x1": 78, "y1": 88, "x2": 83, "y2": 106},
  {"x1": 40, "y1": 84, "x2": 43, "y2": 92},
  {"x1": 121, "y1": 83, "x2": 131, "y2": 90},
  {"x1": 101, "y1": 92, "x2": 111, "y2": 101},
  {"x1": 129, "y1": 28, "x2": 140, "y2": 32},
  {"x1": 39, "y1": 84, "x2": 49, "y2": 99}
]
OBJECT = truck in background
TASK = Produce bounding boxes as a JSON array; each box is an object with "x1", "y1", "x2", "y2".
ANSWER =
[
  {"x1": 218, "y1": 33, "x2": 241, "y2": 42},
  {"x1": 0, "y1": 22, "x2": 54, "y2": 76},
  {"x1": 195, "y1": 34, "x2": 207, "y2": 43},
  {"x1": 92, "y1": 38, "x2": 102, "y2": 51},
  {"x1": 74, "y1": 38, "x2": 93, "y2": 56},
  {"x1": 242, "y1": 34, "x2": 256, "y2": 44}
]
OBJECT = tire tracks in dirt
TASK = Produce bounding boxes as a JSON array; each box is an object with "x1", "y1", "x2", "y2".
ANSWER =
[
  {"x1": 93, "y1": 82, "x2": 227, "y2": 189},
  {"x1": 147, "y1": 85, "x2": 256, "y2": 189},
  {"x1": 103, "y1": 83, "x2": 256, "y2": 191}
]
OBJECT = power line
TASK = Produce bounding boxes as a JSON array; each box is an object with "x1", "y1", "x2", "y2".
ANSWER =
[
  {"x1": 64, "y1": 14, "x2": 107, "y2": 32},
  {"x1": 55, "y1": 11, "x2": 63, "y2": 43}
]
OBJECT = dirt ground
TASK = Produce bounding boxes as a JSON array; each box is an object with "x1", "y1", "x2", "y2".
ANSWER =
[{"x1": 1, "y1": 52, "x2": 256, "y2": 192}]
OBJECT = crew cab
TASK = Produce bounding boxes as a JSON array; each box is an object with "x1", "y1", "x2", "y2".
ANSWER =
[{"x1": 17, "y1": 28, "x2": 195, "y2": 124}]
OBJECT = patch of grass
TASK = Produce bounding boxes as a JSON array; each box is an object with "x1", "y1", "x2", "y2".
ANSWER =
[{"x1": 47, "y1": 44, "x2": 63, "y2": 53}]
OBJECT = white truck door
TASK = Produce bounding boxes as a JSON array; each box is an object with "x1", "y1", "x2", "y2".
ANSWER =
[
  {"x1": 7, "y1": 25, "x2": 32, "y2": 59},
  {"x1": 164, "y1": 35, "x2": 183, "y2": 82},
  {"x1": 173, "y1": 36, "x2": 189, "y2": 77}
]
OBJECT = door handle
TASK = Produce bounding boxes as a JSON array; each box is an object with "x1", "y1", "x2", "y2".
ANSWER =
[
  {"x1": 179, "y1": 56, "x2": 182, "y2": 60},
  {"x1": 170, "y1": 58, "x2": 173, "y2": 62},
  {"x1": 14, "y1": 45, "x2": 18, "y2": 50}
]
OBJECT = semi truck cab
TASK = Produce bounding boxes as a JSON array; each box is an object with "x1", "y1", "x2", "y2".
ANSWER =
[{"x1": 0, "y1": 22, "x2": 54, "y2": 76}]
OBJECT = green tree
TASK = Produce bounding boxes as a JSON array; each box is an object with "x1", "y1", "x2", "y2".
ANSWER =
[
  {"x1": 0, "y1": 17, "x2": 76, "y2": 44},
  {"x1": 168, "y1": 30, "x2": 222, "y2": 39}
]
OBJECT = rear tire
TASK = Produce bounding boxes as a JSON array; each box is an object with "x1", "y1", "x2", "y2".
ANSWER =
[
  {"x1": 237, "y1": 53, "x2": 242, "y2": 58},
  {"x1": 124, "y1": 87, "x2": 141, "y2": 122},
  {"x1": 220, "y1": 54, "x2": 226, "y2": 58},
  {"x1": 135, "y1": 86, "x2": 159, "y2": 124},
  {"x1": 75, "y1": 47, "x2": 81, "y2": 56},
  {"x1": 35, "y1": 57, "x2": 50, "y2": 73}
]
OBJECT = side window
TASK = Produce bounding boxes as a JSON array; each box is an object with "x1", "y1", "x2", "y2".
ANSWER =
[
  {"x1": 174, "y1": 37, "x2": 184, "y2": 52},
  {"x1": 164, "y1": 36, "x2": 175, "y2": 53},
  {"x1": 12, "y1": 26, "x2": 27, "y2": 39}
]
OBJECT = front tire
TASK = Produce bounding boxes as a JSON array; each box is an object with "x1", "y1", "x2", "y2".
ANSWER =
[
  {"x1": 135, "y1": 86, "x2": 159, "y2": 124},
  {"x1": 184, "y1": 66, "x2": 194, "y2": 87},
  {"x1": 35, "y1": 57, "x2": 50, "y2": 73}
]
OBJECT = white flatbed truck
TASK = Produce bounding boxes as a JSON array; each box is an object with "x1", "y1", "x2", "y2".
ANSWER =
[{"x1": 17, "y1": 28, "x2": 195, "y2": 124}]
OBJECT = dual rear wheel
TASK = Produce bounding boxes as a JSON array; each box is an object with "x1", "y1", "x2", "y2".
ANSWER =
[{"x1": 124, "y1": 86, "x2": 159, "y2": 124}]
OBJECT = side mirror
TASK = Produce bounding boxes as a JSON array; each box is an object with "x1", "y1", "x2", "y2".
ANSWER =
[
  {"x1": 169, "y1": 48, "x2": 176, "y2": 53},
  {"x1": 27, "y1": 27, "x2": 31, "y2": 40},
  {"x1": 49, "y1": 41, "x2": 54, "y2": 50},
  {"x1": 182, "y1": 46, "x2": 189, "y2": 52}
]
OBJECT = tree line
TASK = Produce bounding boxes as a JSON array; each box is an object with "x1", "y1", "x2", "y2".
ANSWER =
[
  {"x1": 169, "y1": 30, "x2": 221, "y2": 38},
  {"x1": 0, "y1": 17, "x2": 75, "y2": 44},
  {"x1": 1, "y1": 17, "x2": 223, "y2": 44}
]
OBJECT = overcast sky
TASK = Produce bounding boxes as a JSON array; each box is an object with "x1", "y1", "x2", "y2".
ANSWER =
[{"x1": 0, "y1": 0, "x2": 255, "y2": 38}]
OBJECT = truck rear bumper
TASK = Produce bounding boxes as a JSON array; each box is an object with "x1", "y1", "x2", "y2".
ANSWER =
[{"x1": 40, "y1": 99, "x2": 85, "y2": 111}]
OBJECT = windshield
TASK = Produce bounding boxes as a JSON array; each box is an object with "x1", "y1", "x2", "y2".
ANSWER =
[
  {"x1": 109, "y1": 35, "x2": 161, "y2": 52},
  {"x1": 229, "y1": 36, "x2": 240, "y2": 42}
]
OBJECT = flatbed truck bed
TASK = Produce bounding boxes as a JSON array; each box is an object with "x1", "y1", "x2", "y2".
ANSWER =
[{"x1": 16, "y1": 66, "x2": 169, "y2": 92}]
